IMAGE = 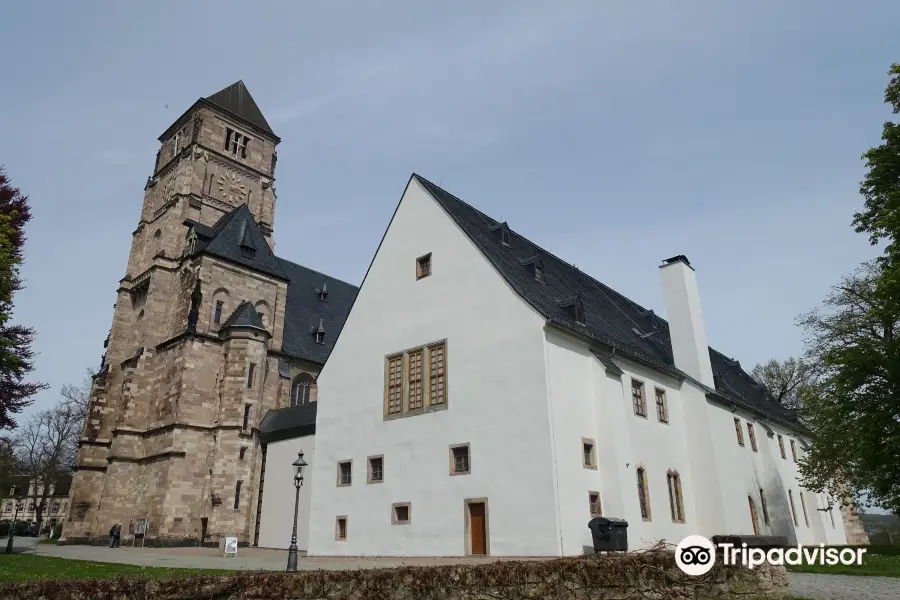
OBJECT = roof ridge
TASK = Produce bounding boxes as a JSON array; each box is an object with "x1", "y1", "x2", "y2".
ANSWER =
[{"x1": 413, "y1": 174, "x2": 664, "y2": 320}]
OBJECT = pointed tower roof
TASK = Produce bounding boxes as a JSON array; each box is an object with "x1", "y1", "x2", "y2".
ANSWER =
[
  {"x1": 204, "y1": 80, "x2": 276, "y2": 138},
  {"x1": 219, "y1": 301, "x2": 267, "y2": 332},
  {"x1": 183, "y1": 204, "x2": 288, "y2": 281}
]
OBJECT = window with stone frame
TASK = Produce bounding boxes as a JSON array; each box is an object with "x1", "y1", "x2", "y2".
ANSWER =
[
  {"x1": 416, "y1": 253, "x2": 432, "y2": 280},
  {"x1": 337, "y1": 460, "x2": 352, "y2": 486},
  {"x1": 214, "y1": 300, "x2": 224, "y2": 324},
  {"x1": 384, "y1": 342, "x2": 448, "y2": 419},
  {"x1": 788, "y1": 489, "x2": 798, "y2": 526},
  {"x1": 800, "y1": 491, "x2": 810, "y2": 527},
  {"x1": 760, "y1": 488, "x2": 770, "y2": 525},
  {"x1": 582, "y1": 439, "x2": 597, "y2": 469},
  {"x1": 450, "y1": 444, "x2": 470, "y2": 475},
  {"x1": 636, "y1": 467, "x2": 651, "y2": 521},
  {"x1": 392, "y1": 503, "x2": 411, "y2": 525},
  {"x1": 233, "y1": 480, "x2": 242, "y2": 510},
  {"x1": 790, "y1": 439, "x2": 798, "y2": 462},
  {"x1": 291, "y1": 374, "x2": 314, "y2": 407},
  {"x1": 655, "y1": 388, "x2": 668, "y2": 423},
  {"x1": 224, "y1": 127, "x2": 251, "y2": 159},
  {"x1": 368, "y1": 456, "x2": 384, "y2": 483},
  {"x1": 666, "y1": 470, "x2": 685, "y2": 523},
  {"x1": 247, "y1": 363, "x2": 256, "y2": 390},
  {"x1": 239, "y1": 447, "x2": 247, "y2": 460},
  {"x1": 748, "y1": 423, "x2": 758, "y2": 452},
  {"x1": 589, "y1": 492, "x2": 602, "y2": 517},
  {"x1": 242, "y1": 404, "x2": 251, "y2": 431},
  {"x1": 778, "y1": 435, "x2": 786, "y2": 459},
  {"x1": 734, "y1": 417, "x2": 745, "y2": 446},
  {"x1": 632, "y1": 379, "x2": 647, "y2": 417},
  {"x1": 407, "y1": 349, "x2": 424, "y2": 410},
  {"x1": 335, "y1": 516, "x2": 347, "y2": 541}
]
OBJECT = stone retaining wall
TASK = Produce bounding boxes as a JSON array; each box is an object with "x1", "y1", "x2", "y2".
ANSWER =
[{"x1": 3, "y1": 551, "x2": 788, "y2": 600}]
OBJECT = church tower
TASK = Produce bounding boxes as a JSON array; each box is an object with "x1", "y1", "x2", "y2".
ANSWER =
[{"x1": 63, "y1": 82, "x2": 291, "y2": 543}]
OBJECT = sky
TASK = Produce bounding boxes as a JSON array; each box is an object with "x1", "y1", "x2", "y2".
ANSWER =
[{"x1": 1, "y1": 0, "x2": 897, "y2": 422}]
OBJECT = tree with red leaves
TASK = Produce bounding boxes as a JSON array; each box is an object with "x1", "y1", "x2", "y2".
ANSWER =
[{"x1": 0, "y1": 166, "x2": 46, "y2": 429}]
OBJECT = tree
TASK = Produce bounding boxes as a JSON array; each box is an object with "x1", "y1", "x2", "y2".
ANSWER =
[
  {"x1": 797, "y1": 262, "x2": 900, "y2": 513},
  {"x1": 0, "y1": 166, "x2": 46, "y2": 428},
  {"x1": 12, "y1": 380, "x2": 87, "y2": 532},
  {"x1": 751, "y1": 357, "x2": 814, "y2": 410}
]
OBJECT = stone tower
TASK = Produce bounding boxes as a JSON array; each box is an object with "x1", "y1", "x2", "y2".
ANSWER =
[{"x1": 62, "y1": 82, "x2": 299, "y2": 544}]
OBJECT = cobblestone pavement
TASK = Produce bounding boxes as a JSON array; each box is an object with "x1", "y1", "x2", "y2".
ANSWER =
[{"x1": 788, "y1": 572, "x2": 900, "y2": 599}]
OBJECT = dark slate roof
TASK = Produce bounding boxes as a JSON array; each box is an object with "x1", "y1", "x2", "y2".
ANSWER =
[
  {"x1": 220, "y1": 301, "x2": 266, "y2": 332},
  {"x1": 412, "y1": 174, "x2": 796, "y2": 426},
  {"x1": 277, "y1": 257, "x2": 358, "y2": 364},
  {"x1": 204, "y1": 81, "x2": 276, "y2": 138},
  {"x1": 186, "y1": 204, "x2": 288, "y2": 281},
  {"x1": 183, "y1": 206, "x2": 358, "y2": 365},
  {"x1": 259, "y1": 403, "x2": 317, "y2": 443}
]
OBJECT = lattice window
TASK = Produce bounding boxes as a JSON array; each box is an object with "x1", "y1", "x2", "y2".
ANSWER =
[
  {"x1": 387, "y1": 355, "x2": 403, "y2": 415},
  {"x1": 429, "y1": 343, "x2": 446, "y2": 405},
  {"x1": 667, "y1": 471, "x2": 685, "y2": 522},
  {"x1": 734, "y1": 417, "x2": 744, "y2": 446},
  {"x1": 637, "y1": 467, "x2": 651, "y2": 520},
  {"x1": 632, "y1": 379, "x2": 646, "y2": 416},
  {"x1": 407, "y1": 350, "x2": 424, "y2": 410},
  {"x1": 655, "y1": 388, "x2": 668, "y2": 423}
]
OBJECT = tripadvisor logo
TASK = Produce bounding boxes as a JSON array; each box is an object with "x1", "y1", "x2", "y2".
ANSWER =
[{"x1": 675, "y1": 535, "x2": 867, "y2": 575}]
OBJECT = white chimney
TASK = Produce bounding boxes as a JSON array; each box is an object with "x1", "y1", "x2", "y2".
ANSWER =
[{"x1": 659, "y1": 255, "x2": 715, "y2": 387}]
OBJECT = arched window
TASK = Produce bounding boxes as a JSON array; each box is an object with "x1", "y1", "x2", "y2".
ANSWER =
[
  {"x1": 748, "y1": 496, "x2": 760, "y2": 535},
  {"x1": 291, "y1": 374, "x2": 314, "y2": 407},
  {"x1": 666, "y1": 470, "x2": 685, "y2": 522},
  {"x1": 636, "y1": 467, "x2": 651, "y2": 521}
]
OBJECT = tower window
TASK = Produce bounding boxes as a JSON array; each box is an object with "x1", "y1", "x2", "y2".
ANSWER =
[
  {"x1": 242, "y1": 404, "x2": 251, "y2": 431},
  {"x1": 239, "y1": 447, "x2": 246, "y2": 460},
  {"x1": 214, "y1": 301, "x2": 223, "y2": 324},
  {"x1": 224, "y1": 127, "x2": 251, "y2": 159},
  {"x1": 234, "y1": 480, "x2": 242, "y2": 510},
  {"x1": 247, "y1": 363, "x2": 256, "y2": 389}
]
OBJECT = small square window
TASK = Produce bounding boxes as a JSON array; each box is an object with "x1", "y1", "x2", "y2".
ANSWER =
[
  {"x1": 368, "y1": 456, "x2": 384, "y2": 483},
  {"x1": 335, "y1": 516, "x2": 347, "y2": 541},
  {"x1": 589, "y1": 492, "x2": 602, "y2": 517},
  {"x1": 392, "y1": 503, "x2": 411, "y2": 524},
  {"x1": 582, "y1": 438, "x2": 597, "y2": 469},
  {"x1": 450, "y1": 444, "x2": 470, "y2": 475},
  {"x1": 337, "y1": 460, "x2": 352, "y2": 486},
  {"x1": 416, "y1": 253, "x2": 432, "y2": 280}
]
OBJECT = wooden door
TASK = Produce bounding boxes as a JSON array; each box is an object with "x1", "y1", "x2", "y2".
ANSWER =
[{"x1": 469, "y1": 503, "x2": 487, "y2": 555}]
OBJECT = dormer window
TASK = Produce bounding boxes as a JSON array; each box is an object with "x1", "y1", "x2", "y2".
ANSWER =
[
  {"x1": 224, "y1": 127, "x2": 250, "y2": 159},
  {"x1": 314, "y1": 319, "x2": 326, "y2": 345},
  {"x1": 562, "y1": 296, "x2": 585, "y2": 324},
  {"x1": 534, "y1": 263, "x2": 543, "y2": 281},
  {"x1": 500, "y1": 222, "x2": 511, "y2": 245},
  {"x1": 317, "y1": 283, "x2": 328, "y2": 301}
]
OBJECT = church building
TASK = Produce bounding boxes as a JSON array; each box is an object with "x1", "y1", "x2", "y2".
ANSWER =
[
  {"x1": 305, "y1": 174, "x2": 856, "y2": 556},
  {"x1": 62, "y1": 82, "x2": 356, "y2": 545}
]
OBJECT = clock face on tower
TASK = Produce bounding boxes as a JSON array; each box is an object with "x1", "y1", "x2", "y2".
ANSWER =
[{"x1": 218, "y1": 172, "x2": 247, "y2": 204}]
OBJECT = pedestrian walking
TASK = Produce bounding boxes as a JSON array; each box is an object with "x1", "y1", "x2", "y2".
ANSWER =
[
  {"x1": 108, "y1": 523, "x2": 116, "y2": 548},
  {"x1": 113, "y1": 523, "x2": 122, "y2": 548}
]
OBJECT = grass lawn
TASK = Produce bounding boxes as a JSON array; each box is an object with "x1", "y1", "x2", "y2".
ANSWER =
[
  {"x1": 786, "y1": 546, "x2": 900, "y2": 578},
  {"x1": 0, "y1": 554, "x2": 230, "y2": 582}
]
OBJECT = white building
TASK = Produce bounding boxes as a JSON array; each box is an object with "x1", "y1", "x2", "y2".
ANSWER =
[{"x1": 299, "y1": 174, "x2": 849, "y2": 557}]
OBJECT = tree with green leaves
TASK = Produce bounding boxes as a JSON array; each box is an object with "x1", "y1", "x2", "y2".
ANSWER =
[
  {"x1": 0, "y1": 166, "x2": 46, "y2": 429},
  {"x1": 751, "y1": 356, "x2": 814, "y2": 410},
  {"x1": 796, "y1": 64, "x2": 900, "y2": 515}
]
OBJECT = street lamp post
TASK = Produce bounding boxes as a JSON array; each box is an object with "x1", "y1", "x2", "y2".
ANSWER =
[
  {"x1": 5, "y1": 500, "x2": 23, "y2": 554},
  {"x1": 286, "y1": 451, "x2": 308, "y2": 573}
]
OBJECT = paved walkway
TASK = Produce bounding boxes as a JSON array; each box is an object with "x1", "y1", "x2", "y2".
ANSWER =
[
  {"x1": 30, "y1": 542, "x2": 530, "y2": 572},
  {"x1": 787, "y1": 572, "x2": 900, "y2": 600},
  {"x1": 19, "y1": 539, "x2": 900, "y2": 598}
]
